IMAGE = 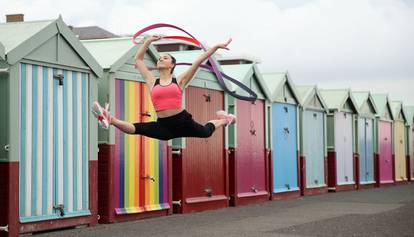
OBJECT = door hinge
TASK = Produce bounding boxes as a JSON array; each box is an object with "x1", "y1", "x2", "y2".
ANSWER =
[
  {"x1": 205, "y1": 188, "x2": 213, "y2": 197},
  {"x1": 53, "y1": 74, "x2": 64, "y2": 86},
  {"x1": 53, "y1": 204, "x2": 65, "y2": 217},
  {"x1": 141, "y1": 175, "x2": 156, "y2": 182},
  {"x1": 172, "y1": 200, "x2": 182, "y2": 206},
  {"x1": 0, "y1": 68, "x2": 9, "y2": 75},
  {"x1": 203, "y1": 94, "x2": 211, "y2": 102},
  {"x1": 141, "y1": 112, "x2": 151, "y2": 117},
  {"x1": 0, "y1": 225, "x2": 8, "y2": 232},
  {"x1": 172, "y1": 149, "x2": 181, "y2": 155}
]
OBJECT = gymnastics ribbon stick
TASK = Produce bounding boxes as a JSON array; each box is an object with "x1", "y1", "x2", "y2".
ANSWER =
[{"x1": 133, "y1": 23, "x2": 257, "y2": 101}]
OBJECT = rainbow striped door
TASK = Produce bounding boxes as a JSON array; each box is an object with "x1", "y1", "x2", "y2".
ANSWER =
[
  {"x1": 19, "y1": 63, "x2": 90, "y2": 222},
  {"x1": 114, "y1": 80, "x2": 169, "y2": 214}
]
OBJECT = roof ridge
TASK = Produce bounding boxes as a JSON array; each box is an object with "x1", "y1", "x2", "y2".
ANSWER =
[{"x1": 81, "y1": 36, "x2": 135, "y2": 43}]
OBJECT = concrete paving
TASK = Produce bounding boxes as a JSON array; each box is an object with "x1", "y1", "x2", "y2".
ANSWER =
[{"x1": 34, "y1": 184, "x2": 414, "y2": 237}]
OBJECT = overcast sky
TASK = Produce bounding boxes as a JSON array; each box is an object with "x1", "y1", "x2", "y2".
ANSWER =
[{"x1": 2, "y1": 0, "x2": 414, "y2": 106}]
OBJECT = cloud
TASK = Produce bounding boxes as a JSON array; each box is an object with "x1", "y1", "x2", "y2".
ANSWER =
[{"x1": 1, "y1": 0, "x2": 413, "y2": 104}]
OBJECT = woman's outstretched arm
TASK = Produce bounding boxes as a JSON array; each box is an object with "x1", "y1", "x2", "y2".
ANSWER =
[
  {"x1": 134, "y1": 35, "x2": 161, "y2": 87},
  {"x1": 177, "y1": 38, "x2": 232, "y2": 89}
]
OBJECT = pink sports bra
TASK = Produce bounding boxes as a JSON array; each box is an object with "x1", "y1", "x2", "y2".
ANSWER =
[{"x1": 150, "y1": 78, "x2": 182, "y2": 112}]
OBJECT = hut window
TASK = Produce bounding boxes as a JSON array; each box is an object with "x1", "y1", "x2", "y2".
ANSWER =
[
  {"x1": 313, "y1": 113, "x2": 317, "y2": 119},
  {"x1": 343, "y1": 112, "x2": 347, "y2": 118},
  {"x1": 284, "y1": 107, "x2": 288, "y2": 113}
]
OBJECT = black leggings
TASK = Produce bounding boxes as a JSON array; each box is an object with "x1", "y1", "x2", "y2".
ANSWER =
[{"x1": 133, "y1": 110, "x2": 216, "y2": 140}]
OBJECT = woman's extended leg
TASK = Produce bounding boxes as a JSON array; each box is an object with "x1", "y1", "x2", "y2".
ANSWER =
[
  {"x1": 172, "y1": 110, "x2": 236, "y2": 138},
  {"x1": 110, "y1": 116, "x2": 173, "y2": 140},
  {"x1": 207, "y1": 110, "x2": 236, "y2": 132},
  {"x1": 207, "y1": 119, "x2": 229, "y2": 132},
  {"x1": 110, "y1": 117, "x2": 136, "y2": 134}
]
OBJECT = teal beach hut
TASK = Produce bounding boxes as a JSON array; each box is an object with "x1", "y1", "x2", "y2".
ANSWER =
[
  {"x1": 296, "y1": 85, "x2": 329, "y2": 196},
  {"x1": 0, "y1": 16, "x2": 102, "y2": 235}
]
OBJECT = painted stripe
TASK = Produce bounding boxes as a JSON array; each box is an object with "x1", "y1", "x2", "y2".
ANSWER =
[
  {"x1": 67, "y1": 70, "x2": 74, "y2": 212},
  {"x1": 41, "y1": 66, "x2": 48, "y2": 215},
  {"x1": 139, "y1": 84, "x2": 145, "y2": 209},
  {"x1": 154, "y1": 137, "x2": 160, "y2": 208},
  {"x1": 25, "y1": 64, "x2": 32, "y2": 217},
  {"x1": 35, "y1": 65, "x2": 43, "y2": 216},
  {"x1": 82, "y1": 73, "x2": 88, "y2": 210},
  {"x1": 57, "y1": 69, "x2": 64, "y2": 206},
  {"x1": 32, "y1": 65, "x2": 41, "y2": 214},
  {"x1": 63, "y1": 70, "x2": 69, "y2": 212},
  {"x1": 19, "y1": 63, "x2": 27, "y2": 217},
  {"x1": 153, "y1": 101, "x2": 160, "y2": 208},
  {"x1": 134, "y1": 83, "x2": 142, "y2": 207},
  {"x1": 125, "y1": 81, "x2": 131, "y2": 207},
  {"x1": 147, "y1": 86, "x2": 152, "y2": 209},
  {"x1": 163, "y1": 141, "x2": 168, "y2": 204},
  {"x1": 53, "y1": 68, "x2": 58, "y2": 215},
  {"x1": 159, "y1": 141, "x2": 164, "y2": 205},
  {"x1": 119, "y1": 80, "x2": 125, "y2": 208},
  {"x1": 72, "y1": 72, "x2": 78, "y2": 211},
  {"x1": 47, "y1": 67, "x2": 54, "y2": 214},
  {"x1": 31, "y1": 65, "x2": 38, "y2": 216},
  {"x1": 124, "y1": 81, "x2": 130, "y2": 207},
  {"x1": 77, "y1": 72, "x2": 83, "y2": 210},
  {"x1": 128, "y1": 81, "x2": 135, "y2": 208},
  {"x1": 114, "y1": 80, "x2": 121, "y2": 209}
]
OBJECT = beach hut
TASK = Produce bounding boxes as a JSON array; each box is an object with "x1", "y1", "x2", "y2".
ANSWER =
[
  {"x1": 404, "y1": 106, "x2": 414, "y2": 181},
  {"x1": 352, "y1": 91, "x2": 378, "y2": 189},
  {"x1": 161, "y1": 48, "x2": 228, "y2": 213},
  {"x1": 296, "y1": 85, "x2": 329, "y2": 195},
  {"x1": 371, "y1": 94, "x2": 395, "y2": 186},
  {"x1": 319, "y1": 89, "x2": 359, "y2": 192},
  {"x1": 82, "y1": 37, "x2": 172, "y2": 223},
  {"x1": 262, "y1": 72, "x2": 301, "y2": 200},
  {"x1": 219, "y1": 60, "x2": 272, "y2": 206},
  {"x1": 390, "y1": 101, "x2": 409, "y2": 184},
  {"x1": 0, "y1": 16, "x2": 102, "y2": 236}
]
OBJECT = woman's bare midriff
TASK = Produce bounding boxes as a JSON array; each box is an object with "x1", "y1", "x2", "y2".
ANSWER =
[{"x1": 157, "y1": 108, "x2": 184, "y2": 118}]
